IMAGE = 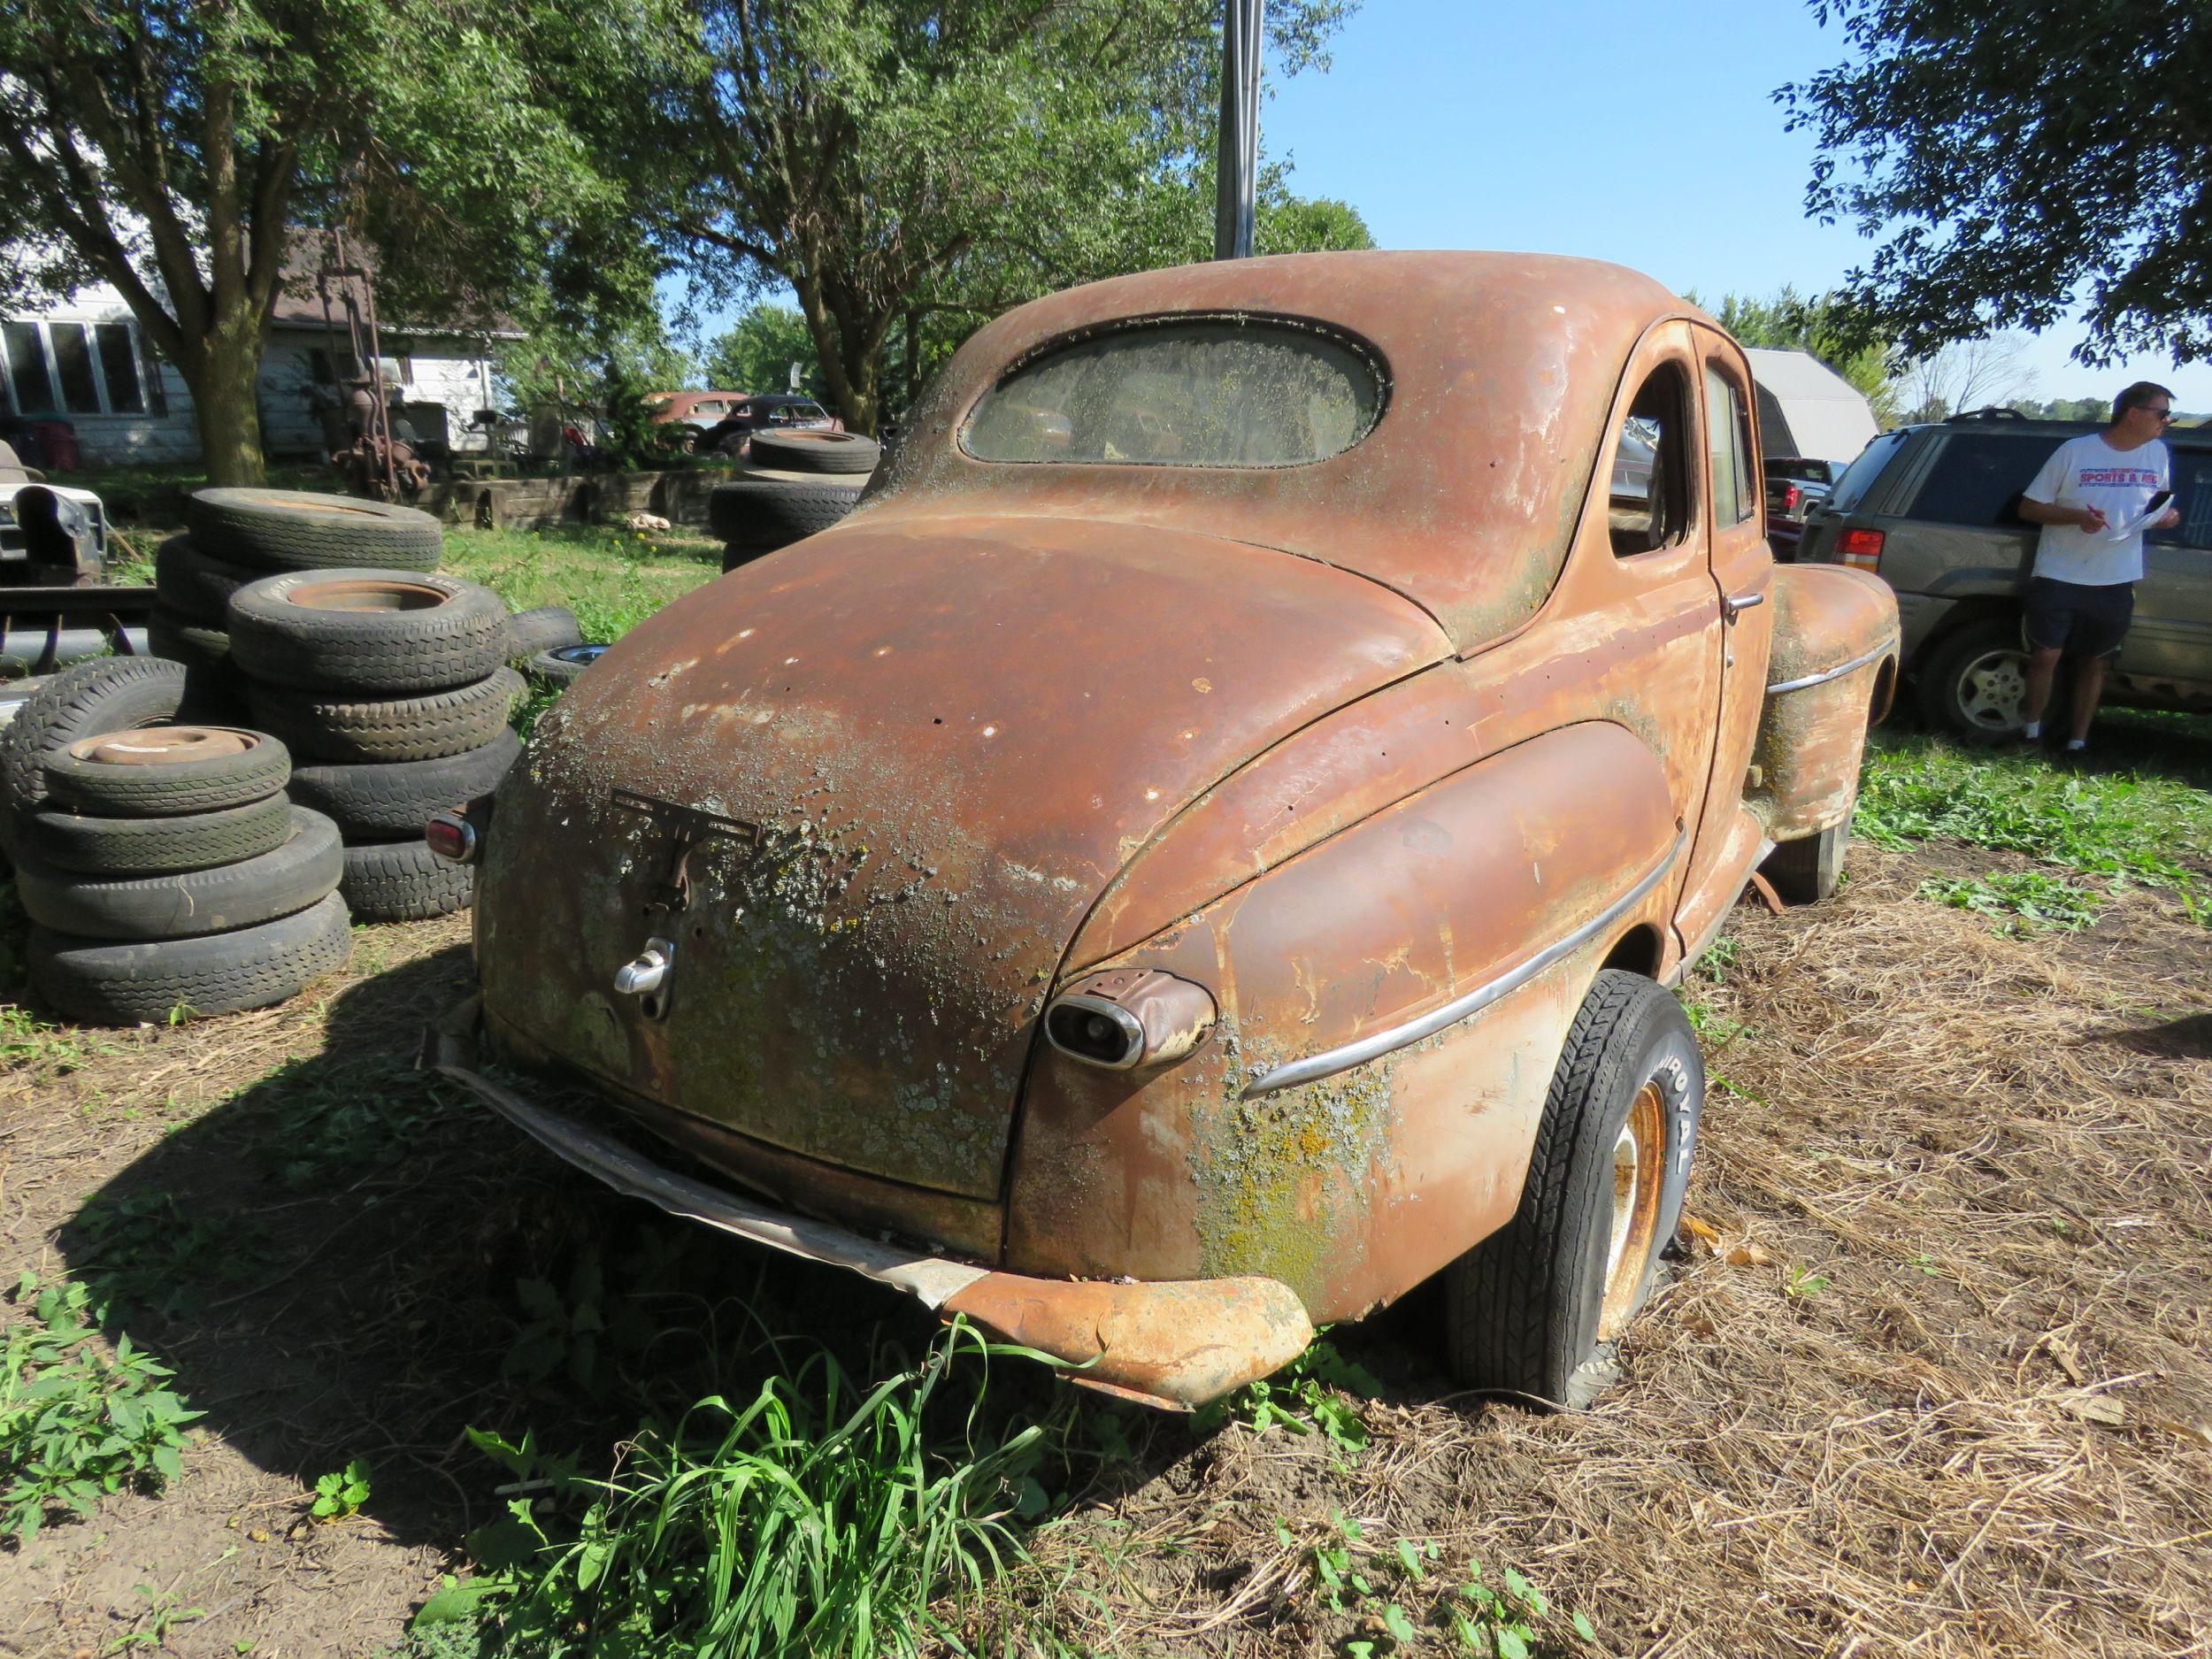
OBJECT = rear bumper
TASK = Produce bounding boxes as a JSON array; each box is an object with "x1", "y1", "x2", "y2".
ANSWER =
[{"x1": 421, "y1": 995, "x2": 1313, "y2": 1409}]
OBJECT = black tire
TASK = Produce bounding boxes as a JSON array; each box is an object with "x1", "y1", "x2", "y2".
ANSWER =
[
  {"x1": 43, "y1": 726, "x2": 290, "y2": 818},
  {"x1": 745, "y1": 429, "x2": 880, "y2": 475},
  {"x1": 147, "y1": 609, "x2": 232, "y2": 673},
  {"x1": 1442, "y1": 971, "x2": 1704, "y2": 1409},
  {"x1": 22, "y1": 790, "x2": 294, "y2": 876},
  {"x1": 523, "y1": 644, "x2": 607, "y2": 687},
  {"x1": 244, "y1": 668, "x2": 521, "y2": 763},
  {"x1": 342, "y1": 835, "x2": 475, "y2": 922},
  {"x1": 1916, "y1": 616, "x2": 2032, "y2": 744},
  {"x1": 706, "y1": 471, "x2": 864, "y2": 548},
  {"x1": 11, "y1": 806, "x2": 343, "y2": 941},
  {"x1": 287, "y1": 728, "x2": 521, "y2": 837},
  {"x1": 227, "y1": 569, "x2": 510, "y2": 694},
  {"x1": 153, "y1": 536, "x2": 256, "y2": 626},
  {"x1": 1762, "y1": 817, "x2": 1851, "y2": 905},
  {"x1": 505, "y1": 606, "x2": 583, "y2": 662},
  {"x1": 29, "y1": 891, "x2": 352, "y2": 1025},
  {"x1": 186, "y1": 488, "x2": 442, "y2": 572},
  {"x1": 0, "y1": 657, "x2": 190, "y2": 821}
]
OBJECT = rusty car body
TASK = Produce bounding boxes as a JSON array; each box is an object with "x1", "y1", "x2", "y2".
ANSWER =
[{"x1": 432, "y1": 252, "x2": 1900, "y2": 1409}]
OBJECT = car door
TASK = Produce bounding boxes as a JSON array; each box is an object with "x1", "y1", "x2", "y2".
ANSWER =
[
  {"x1": 1671, "y1": 334, "x2": 1776, "y2": 959},
  {"x1": 2123, "y1": 442, "x2": 2212, "y2": 693}
]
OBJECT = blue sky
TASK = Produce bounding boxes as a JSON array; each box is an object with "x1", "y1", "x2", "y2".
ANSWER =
[{"x1": 1260, "y1": 0, "x2": 2212, "y2": 407}]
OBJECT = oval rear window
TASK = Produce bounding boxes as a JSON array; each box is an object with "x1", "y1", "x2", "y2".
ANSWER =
[{"x1": 962, "y1": 317, "x2": 1386, "y2": 468}]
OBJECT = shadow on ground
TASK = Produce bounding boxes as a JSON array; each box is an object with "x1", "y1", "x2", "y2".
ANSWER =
[{"x1": 48, "y1": 944, "x2": 1184, "y2": 1553}]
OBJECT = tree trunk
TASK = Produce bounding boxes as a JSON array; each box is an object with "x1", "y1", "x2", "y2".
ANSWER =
[{"x1": 181, "y1": 311, "x2": 269, "y2": 487}]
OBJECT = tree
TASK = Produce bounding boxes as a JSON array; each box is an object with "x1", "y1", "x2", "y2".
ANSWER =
[
  {"x1": 667, "y1": 0, "x2": 1361, "y2": 434},
  {"x1": 1694, "y1": 285, "x2": 1902, "y2": 426},
  {"x1": 0, "y1": 0, "x2": 680, "y2": 483},
  {"x1": 1780, "y1": 0, "x2": 2212, "y2": 365},
  {"x1": 1897, "y1": 336, "x2": 2035, "y2": 425},
  {"x1": 702, "y1": 304, "x2": 819, "y2": 396}
]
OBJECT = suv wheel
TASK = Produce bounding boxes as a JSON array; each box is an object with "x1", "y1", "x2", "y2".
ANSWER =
[{"x1": 1918, "y1": 616, "x2": 2032, "y2": 742}]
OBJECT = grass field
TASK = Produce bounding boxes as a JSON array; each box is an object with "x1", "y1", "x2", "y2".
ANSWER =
[{"x1": 4, "y1": 524, "x2": 2211, "y2": 1658}]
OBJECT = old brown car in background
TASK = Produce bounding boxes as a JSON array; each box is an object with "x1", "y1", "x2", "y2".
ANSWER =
[{"x1": 431, "y1": 252, "x2": 1899, "y2": 1409}]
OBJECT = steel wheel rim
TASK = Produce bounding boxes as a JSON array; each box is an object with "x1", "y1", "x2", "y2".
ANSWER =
[
  {"x1": 1956, "y1": 647, "x2": 2029, "y2": 731},
  {"x1": 1599, "y1": 1081, "x2": 1667, "y2": 1340}
]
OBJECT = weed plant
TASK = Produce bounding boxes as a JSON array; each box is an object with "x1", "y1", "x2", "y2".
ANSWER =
[
  {"x1": 1, "y1": 1275, "x2": 198, "y2": 1540},
  {"x1": 1857, "y1": 730, "x2": 2212, "y2": 916},
  {"x1": 1917, "y1": 870, "x2": 2108, "y2": 933},
  {"x1": 419, "y1": 1318, "x2": 1059, "y2": 1659}
]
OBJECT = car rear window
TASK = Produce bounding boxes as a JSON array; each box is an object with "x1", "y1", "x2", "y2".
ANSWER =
[
  {"x1": 963, "y1": 317, "x2": 1386, "y2": 467},
  {"x1": 1910, "y1": 432, "x2": 2068, "y2": 527},
  {"x1": 1822, "y1": 431, "x2": 1909, "y2": 512}
]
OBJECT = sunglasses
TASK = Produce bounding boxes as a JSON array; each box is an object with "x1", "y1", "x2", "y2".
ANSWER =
[{"x1": 2139, "y1": 405, "x2": 2175, "y2": 420}]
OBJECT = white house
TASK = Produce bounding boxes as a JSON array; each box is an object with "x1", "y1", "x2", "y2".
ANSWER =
[{"x1": 2, "y1": 275, "x2": 511, "y2": 466}]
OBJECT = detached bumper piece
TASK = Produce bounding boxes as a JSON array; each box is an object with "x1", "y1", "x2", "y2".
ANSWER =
[{"x1": 422, "y1": 997, "x2": 1314, "y2": 1409}]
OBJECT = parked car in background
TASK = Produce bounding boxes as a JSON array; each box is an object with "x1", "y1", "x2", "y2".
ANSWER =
[
  {"x1": 431, "y1": 253, "x2": 1898, "y2": 1412},
  {"x1": 1763, "y1": 456, "x2": 1835, "y2": 560},
  {"x1": 1794, "y1": 409, "x2": 2212, "y2": 740},
  {"x1": 689, "y1": 394, "x2": 843, "y2": 457},
  {"x1": 646, "y1": 391, "x2": 749, "y2": 434}
]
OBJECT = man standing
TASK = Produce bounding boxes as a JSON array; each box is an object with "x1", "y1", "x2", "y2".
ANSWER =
[{"x1": 2016, "y1": 382, "x2": 2184, "y2": 751}]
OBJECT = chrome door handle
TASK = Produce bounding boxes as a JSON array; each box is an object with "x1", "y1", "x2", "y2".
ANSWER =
[{"x1": 1724, "y1": 591, "x2": 1767, "y2": 620}]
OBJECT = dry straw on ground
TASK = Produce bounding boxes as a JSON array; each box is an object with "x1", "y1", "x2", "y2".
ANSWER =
[{"x1": 982, "y1": 845, "x2": 2212, "y2": 1658}]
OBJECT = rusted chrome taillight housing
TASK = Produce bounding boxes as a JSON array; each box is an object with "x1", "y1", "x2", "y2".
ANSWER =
[
  {"x1": 1045, "y1": 968, "x2": 1217, "y2": 1070},
  {"x1": 1837, "y1": 527, "x2": 1886, "y2": 572},
  {"x1": 426, "y1": 794, "x2": 495, "y2": 864}
]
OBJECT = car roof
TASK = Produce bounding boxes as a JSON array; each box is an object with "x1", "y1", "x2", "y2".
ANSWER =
[{"x1": 874, "y1": 250, "x2": 1708, "y2": 650}]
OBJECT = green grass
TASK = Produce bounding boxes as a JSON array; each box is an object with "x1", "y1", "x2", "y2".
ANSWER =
[
  {"x1": 1917, "y1": 871, "x2": 2110, "y2": 934},
  {"x1": 439, "y1": 524, "x2": 721, "y2": 646},
  {"x1": 1857, "y1": 725, "x2": 2212, "y2": 918},
  {"x1": 1, "y1": 1274, "x2": 199, "y2": 1540},
  {"x1": 427, "y1": 1321, "x2": 1059, "y2": 1659}
]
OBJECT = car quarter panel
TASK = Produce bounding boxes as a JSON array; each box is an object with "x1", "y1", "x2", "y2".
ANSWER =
[
  {"x1": 1752, "y1": 563, "x2": 1900, "y2": 840},
  {"x1": 1009, "y1": 720, "x2": 1679, "y2": 1321}
]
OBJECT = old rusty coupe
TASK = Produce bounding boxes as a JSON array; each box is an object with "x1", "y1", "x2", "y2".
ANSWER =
[{"x1": 428, "y1": 252, "x2": 1899, "y2": 1410}]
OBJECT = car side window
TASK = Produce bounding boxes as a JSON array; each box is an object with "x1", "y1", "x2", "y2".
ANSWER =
[
  {"x1": 1704, "y1": 365, "x2": 1756, "y2": 526},
  {"x1": 1608, "y1": 363, "x2": 1697, "y2": 557},
  {"x1": 1909, "y1": 433, "x2": 2062, "y2": 527},
  {"x1": 2149, "y1": 448, "x2": 2212, "y2": 549}
]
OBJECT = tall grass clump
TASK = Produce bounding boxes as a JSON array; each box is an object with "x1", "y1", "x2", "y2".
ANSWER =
[{"x1": 426, "y1": 1319, "x2": 1056, "y2": 1658}]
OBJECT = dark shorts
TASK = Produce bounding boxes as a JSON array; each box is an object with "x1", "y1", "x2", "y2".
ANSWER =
[{"x1": 2024, "y1": 577, "x2": 2134, "y2": 659}]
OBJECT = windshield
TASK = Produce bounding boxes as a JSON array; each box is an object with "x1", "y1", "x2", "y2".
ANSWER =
[
  {"x1": 963, "y1": 318, "x2": 1385, "y2": 467},
  {"x1": 1825, "y1": 431, "x2": 1909, "y2": 512}
]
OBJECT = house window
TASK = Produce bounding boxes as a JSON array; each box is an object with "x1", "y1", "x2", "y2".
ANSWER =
[
  {"x1": 0, "y1": 318, "x2": 157, "y2": 417},
  {"x1": 50, "y1": 324, "x2": 104, "y2": 414},
  {"x1": 3, "y1": 321, "x2": 57, "y2": 414},
  {"x1": 96, "y1": 322, "x2": 145, "y2": 413}
]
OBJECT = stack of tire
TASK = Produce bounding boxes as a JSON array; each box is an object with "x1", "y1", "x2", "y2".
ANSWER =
[
  {"x1": 709, "y1": 430, "x2": 880, "y2": 572},
  {"x1": 223, "y1": 565, "x2": 520, "y2": 924},
  {"x1": 150, "y1": 490, "x2": 449, "y2": 702},
  {"x1": 0, "y1": 657, "x2": 349, "y2": 1024}
]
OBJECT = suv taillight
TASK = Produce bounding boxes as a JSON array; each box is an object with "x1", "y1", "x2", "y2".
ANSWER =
[
  {"x1": 1782, "y1": 483, "x2": 1801, "y2": 514},
  {"x1": 1837, "y1": 528, "x2": 1885, "y2": 571}
]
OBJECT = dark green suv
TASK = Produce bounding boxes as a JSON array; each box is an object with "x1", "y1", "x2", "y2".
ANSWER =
[{"x1": 1795, "y1": 410, "x2": 2212, "y2": 740}]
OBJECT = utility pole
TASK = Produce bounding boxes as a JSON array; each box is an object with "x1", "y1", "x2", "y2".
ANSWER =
[{"x1": 1214, "y1": 0, "x2": 1263, "y2": 260}]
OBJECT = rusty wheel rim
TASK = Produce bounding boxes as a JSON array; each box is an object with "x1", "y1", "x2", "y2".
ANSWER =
[
  {"x1": 1598, "y1": 1080, "x2": 1668, "y2": 1340},
  {"x1": 68, "y1": 726, "x2": 256, "y2": 766},
  {"x1": 285, "y1": 579, "x2": 446, "y2": 613}
]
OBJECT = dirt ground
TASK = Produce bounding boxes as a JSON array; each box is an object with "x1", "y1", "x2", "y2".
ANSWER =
[{"x1": 4, "y1": 833, "x2": 2210, "y2": 1658}]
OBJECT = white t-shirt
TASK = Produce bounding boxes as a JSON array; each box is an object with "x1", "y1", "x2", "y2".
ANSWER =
[{"x1": 2022, "y1": 433, "x2": 2171, "y2": 585}]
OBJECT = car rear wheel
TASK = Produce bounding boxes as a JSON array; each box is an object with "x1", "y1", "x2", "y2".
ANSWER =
[
  {"x1": 1441, "y1": 970, "x2": 1703, "y2": 1408},
  {"x1": 1918, "y1": 616, "x2": 2032, "y2": 742}
]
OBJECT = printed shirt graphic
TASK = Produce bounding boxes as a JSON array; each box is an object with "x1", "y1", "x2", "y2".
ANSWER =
[{"x1": 2023, "y1": 433, "x2": 2172, "y2": 585}]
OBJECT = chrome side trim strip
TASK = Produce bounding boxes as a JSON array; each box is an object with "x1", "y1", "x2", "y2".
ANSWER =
[
  {"x1": 1765, "y1": 639, "x2": 1895, "y2": 696},
  {"x1": 1239, "y1": 832, "x2": 1686, "y2": 1100}
]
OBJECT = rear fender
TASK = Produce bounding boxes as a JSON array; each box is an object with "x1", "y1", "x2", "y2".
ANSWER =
[
  {"x1": 1754, "y1": 564, "x2": 1900, "y2": 841},
  {"x1": 1006, "y1": 720, "x2": 1681, "y2": 1322}
]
